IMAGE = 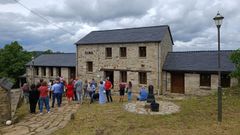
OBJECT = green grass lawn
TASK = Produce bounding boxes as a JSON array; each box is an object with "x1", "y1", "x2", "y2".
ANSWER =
[{"x1": 52, "y1": 87, "x2": 240, "y2": 135}]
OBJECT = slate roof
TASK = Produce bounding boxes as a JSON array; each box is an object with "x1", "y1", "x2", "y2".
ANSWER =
[
  {"x1": 76, "y1": 25, "x2": 174, "y2": 45},
  {"x1": 163, "y1": 50, "x2": 235, "y2": 72},
  {"x1": 26, "y1": 53, "x2": 76, "y2": 67}
]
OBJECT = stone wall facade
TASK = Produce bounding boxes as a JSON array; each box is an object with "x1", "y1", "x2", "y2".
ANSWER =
[
  {"x1": 0, "y1": 87, "x2": 11, "y2": 125},
  {"x1": 76, "y1": 31, "x2": 173, "y2": 93},
  {"x1": 163, "y1": 72, "x2": 239, "y2": 94},
  {"x1": 26, "y1": 66, "x2": 75, "y2": 84}
]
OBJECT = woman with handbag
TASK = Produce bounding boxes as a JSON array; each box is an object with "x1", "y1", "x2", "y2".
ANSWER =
[{"x1": 127, "y1": 81, "x2": 132, "y2": 102}]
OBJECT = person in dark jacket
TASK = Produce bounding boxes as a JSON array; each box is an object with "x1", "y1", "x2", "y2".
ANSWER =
[{"x1": 29, "y1": 84, "x2": 40, "y2": 114}]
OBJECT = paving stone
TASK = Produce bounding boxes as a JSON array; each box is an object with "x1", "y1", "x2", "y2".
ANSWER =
[
  {"x1": 3, "y1": 126, "x2": 29, "y2": 135},
  {"x1": 0, "y1": 99, "x2": 78, "y2": 135},
  {"x1": 125, "y1": 100, "x2": 180, "y2": 115}
]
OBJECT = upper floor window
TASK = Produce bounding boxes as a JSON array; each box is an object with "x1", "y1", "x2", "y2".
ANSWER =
[
  {"x1": 87, "y1": 61, "x2": 93, "y2": 72},
  {"x1": 120, "y1": 47, "x2": 127, "y2": 58},
  {"x1": 139, "y1": 47, "x2": 146, "y2": 57},
  {"x1": 139, "y1": 72, "x2": 147, "y2": 84},
  {"x1": 106, "y1": 48, "x2": 112, "y2": 58}
]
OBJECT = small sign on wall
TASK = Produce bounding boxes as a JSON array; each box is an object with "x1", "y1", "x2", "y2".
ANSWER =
[{"x1": 85, "y1": 51, "x2": 93, "y2": 55}]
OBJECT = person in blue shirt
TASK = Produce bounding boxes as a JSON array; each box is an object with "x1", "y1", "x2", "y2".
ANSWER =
[
  {"x1": 137, "y1": 86, "x2": 148, "y2": 101},
  {"x1": 51, "y1": 78, "x2": 62, "y2": 107}
]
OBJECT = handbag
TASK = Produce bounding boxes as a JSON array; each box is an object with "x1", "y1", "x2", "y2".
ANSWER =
[{"x1": 125, "y1": 88, "x2": 128, "y2": 93}]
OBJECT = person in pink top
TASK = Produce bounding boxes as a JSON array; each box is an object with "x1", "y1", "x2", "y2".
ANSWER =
[{"x1": 38, "y1": 81, "x2": 50, "y2": 114}]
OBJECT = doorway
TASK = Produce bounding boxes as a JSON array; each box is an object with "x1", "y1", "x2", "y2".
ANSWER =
[
  {"x1": 104, "y1": 71, "x2": 114, "y2": 87},
  {"x1": 171, "y1": 72, "x2": 185, "y2": 94}
]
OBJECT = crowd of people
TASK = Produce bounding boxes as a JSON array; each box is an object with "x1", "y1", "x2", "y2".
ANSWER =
[{"x1": 21, "y1": 76, "x2": 151, "y2": 114}]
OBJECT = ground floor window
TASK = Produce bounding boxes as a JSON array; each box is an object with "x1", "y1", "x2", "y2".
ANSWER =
[
  {"x1": 34, "y1": 67, "x2": 39, "y2": 76},
  {"x1": 200, "y1": 73, "x2": 211, "y2": 87},
  {"x1": 42, "y1": 67, "x2": 46, "y2": 76},
  {"x1": 120, "y1": 71, "x2": 127, "y2": 82},
  {"x1": 49, "y1": 67, "x2": 53, "y2": 76},
  {"x1": 56, "y1": 67, "x2": 61, "y2": 77},
  {"x1": 221, "y1": 74, "x2": 230, "y2": 88},
  {"x1": 139, "y1": 72, "x2": 147, "y2": 84},
  {"x1": 70, "y1": 67, "x2": 76, "y2": 79}
]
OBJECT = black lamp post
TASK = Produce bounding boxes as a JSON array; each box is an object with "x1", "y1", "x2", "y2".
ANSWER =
[
  {"x1": 31, "y1": 56, "x2": 34, "y2": 84},
  {"x1": 213, "y1": 12, "x2": 224, "y2": 122}
]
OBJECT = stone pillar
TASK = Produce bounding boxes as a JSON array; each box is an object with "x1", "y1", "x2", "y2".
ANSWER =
[
  {"x1": 211, "y1": 74, "x2": 218, "y2": 90},
  {"x1": 0, "y1": 78, "x2": 13, "y2": 125},
  {"x1": 61, "y1": 67, "x2": 69, "y2": 83},
  {"x1": 113, "y1": 71, "x2": 120, "y2": 92},
  {"x1": 46, "y1": 67, "x2": 50, "y2": 78}
]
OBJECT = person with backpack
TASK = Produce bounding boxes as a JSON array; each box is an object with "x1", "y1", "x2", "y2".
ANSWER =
[
  {"x1": 89, "y1": 82, "x2": 96, "y2": 104},
  {"x1": 21, "y1": 83, "x2": 30, "y2": 104},
  {"x1": 74, "y1": 78, "x2": 83, "y2": 104}
]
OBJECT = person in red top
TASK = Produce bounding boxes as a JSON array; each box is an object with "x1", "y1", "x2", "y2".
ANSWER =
[
  {"x1": 66, "y1": 80, "x2": 74, "y2": 103},
  {"x1": 38, "y1": 81, "x2": 50, "y2": 114},
  {"x1": 105, "y1": 77, "x2": 113, "y2": 102}
]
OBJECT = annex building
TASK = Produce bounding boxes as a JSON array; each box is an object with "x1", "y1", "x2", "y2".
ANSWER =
[{"x1": 26, "y1": 53, "x2": 76, "y2": 84}]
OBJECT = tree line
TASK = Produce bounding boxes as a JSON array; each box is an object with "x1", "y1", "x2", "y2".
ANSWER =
[{"x1": 0, "y1": 41, "x2": 53, "y2": 87}]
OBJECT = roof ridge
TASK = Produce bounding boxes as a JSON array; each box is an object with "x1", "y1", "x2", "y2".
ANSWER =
[
  {"x1": 169, "y1": 50, "x2": 234, "y2": 53},
  {"x1": 91, "y1": 25, "x2": 169, "y2": 33}
]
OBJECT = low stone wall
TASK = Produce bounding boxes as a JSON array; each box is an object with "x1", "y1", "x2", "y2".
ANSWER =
[{"x1": 0, "y1": 87, "x2": 11, "y2": 126}]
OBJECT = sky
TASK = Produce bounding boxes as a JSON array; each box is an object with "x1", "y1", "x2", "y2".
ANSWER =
[{"x1": 0, "y1": 0, "x2": 239, "y2": 52}]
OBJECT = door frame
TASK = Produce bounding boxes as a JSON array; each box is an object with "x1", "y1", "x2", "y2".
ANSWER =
[
  {"x1": 104, "y1": 70, "x2": 114, "y2": 88},
  {"x1": 171, "y1": 72, "x2": 185, "y2": 94}
]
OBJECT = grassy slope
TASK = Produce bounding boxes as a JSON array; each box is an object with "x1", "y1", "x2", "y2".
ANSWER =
[{"x1": 53, "y1": 87, "x2": 240, "y2": 135}]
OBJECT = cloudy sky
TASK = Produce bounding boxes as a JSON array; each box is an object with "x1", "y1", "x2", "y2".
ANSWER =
[{"x1": 0, "y1": 0, "x2": 239, "y2": 52}]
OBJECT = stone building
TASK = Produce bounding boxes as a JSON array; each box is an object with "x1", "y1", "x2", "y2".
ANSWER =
[
  {"x1": 162, "y1": 50, "x2": 238, "y2": 94},
  {"x1": 75, "y1": 25, "x2": 174, "y2": 93},
  {"x1": 26, "y1": 53, "x2": 76, "y2": 84},
  {"x1": 0, "y1": 78, "x2": 13, "y2": 125}
]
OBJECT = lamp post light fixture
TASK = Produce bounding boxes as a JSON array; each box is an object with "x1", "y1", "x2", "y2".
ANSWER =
[
  {"x1": 31, "y1": 56, "x2": 35, "y2": 84},
  {"x1": 213, "y1": 11, "x2": 224, "y2": 122}
]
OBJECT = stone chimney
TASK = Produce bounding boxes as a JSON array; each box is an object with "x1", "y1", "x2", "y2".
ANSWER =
[{"x1": 0, "y1": 78, "x2": 13, "y2": 125}]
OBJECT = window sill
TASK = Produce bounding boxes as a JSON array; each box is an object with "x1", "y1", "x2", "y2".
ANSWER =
[
  {"x1": 86, "y1": 72, "x2": 93, "y2": 74},
  {"x1": 105, "y1": 57, "x2": 112, "y2": 59},
  {"x1": 199, "y1": 86, "x2": 211, "y2": 90},
  {"x1": 139, "y1": 83, "x2": 147, "y2": 85},
  {"x1": 139, "y1": 57, "x2": 146, "y2": 59},
  {"x1": 120, "y1": 57, "x2": 127, "y2": 59}
]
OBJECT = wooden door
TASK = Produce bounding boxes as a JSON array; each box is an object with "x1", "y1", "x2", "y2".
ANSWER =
[{"x1": 171, "y1": 72, "x2": 184, "y2": 94}]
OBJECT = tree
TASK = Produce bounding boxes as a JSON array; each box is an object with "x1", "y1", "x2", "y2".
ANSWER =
[
  {"x1": 230, "y1": 49, "x2": 240, "y2": 84},
  {"x1": 44, "y1": 49, "x2": 53, "y2": 54},
  {"x1": 0, "y1": 41, "x2": 32, "y2": 85}
]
